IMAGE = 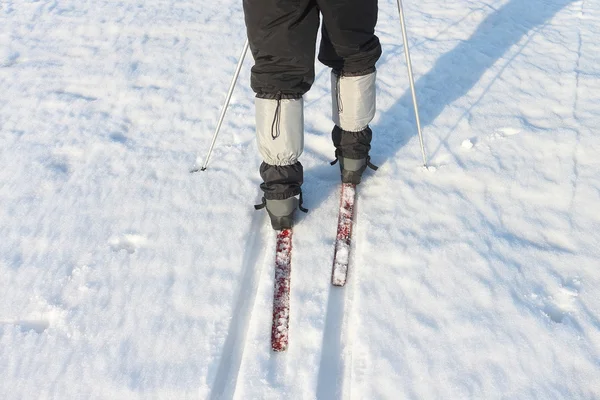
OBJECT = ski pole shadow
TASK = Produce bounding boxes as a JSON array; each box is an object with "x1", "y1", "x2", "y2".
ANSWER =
[{"x1": 304, "y1": 0, "x2": 575, "y2": 210}]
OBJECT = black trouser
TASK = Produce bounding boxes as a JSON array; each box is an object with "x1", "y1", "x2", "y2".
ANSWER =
[{"x1": 244, "y1": 0, "x2": 381, "y2": 199}]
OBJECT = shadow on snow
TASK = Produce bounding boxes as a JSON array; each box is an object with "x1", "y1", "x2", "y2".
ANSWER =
[{"x1": 304, "y1": 0, "x2": 575, "y2": 211}]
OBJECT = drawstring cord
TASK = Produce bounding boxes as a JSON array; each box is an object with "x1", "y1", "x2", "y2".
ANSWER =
[{"x1": 271, "y1": 92, "x2": 282, "y2": 140}]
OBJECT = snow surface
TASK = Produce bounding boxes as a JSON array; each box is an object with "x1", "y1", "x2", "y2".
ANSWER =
[{"x1": 1, "y1": 0, "x2": 600, "y2": 399}]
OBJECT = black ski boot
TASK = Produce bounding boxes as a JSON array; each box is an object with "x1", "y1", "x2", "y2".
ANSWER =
[
  {"x1": 331, "y1": 126, "x2": 378, "y2": 185},
  {"x1": 331, "y1": 155, "x2": 378, "y2": 185},
  {"x1": 337, "y1": 156, "x2": 378, "y2": 185},
  {"x1": 265, "y1": 197, "x2": 298, "y2": 230},
  {"x1": 255, "y1": 195, "x2": 307, "y2": 230}
]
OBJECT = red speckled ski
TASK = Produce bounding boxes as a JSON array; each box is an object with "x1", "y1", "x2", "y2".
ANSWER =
[
  {"x1": 271, "y1": 228, "x2": 293, "y2": 351},
  {"x1": 332, "y1": 183, "x2": 357, "y2": 287}
]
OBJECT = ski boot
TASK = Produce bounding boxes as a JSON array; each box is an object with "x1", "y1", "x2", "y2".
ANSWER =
[
  {"x1": 255, "y1": 195, "x2": 307, "y2": 230},
  {"x1": 331, "y1": 155, "x2": 378, "y2": 185}
]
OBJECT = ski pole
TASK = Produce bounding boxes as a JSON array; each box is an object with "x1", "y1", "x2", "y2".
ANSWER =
[
  {"x1": 194, "y1": 38, "x2": 250, "y2": 172},
  {"x1": 396, "y1": 0, "x2": 428, "y2": 167}
]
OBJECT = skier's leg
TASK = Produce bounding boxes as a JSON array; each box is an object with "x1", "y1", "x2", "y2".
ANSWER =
[
  {"x1": 317, "y1": 0, "x2": 382, "y2": 184},
  {"x1": 243, "y1": 0, "x2": 319, "y2": 229}
]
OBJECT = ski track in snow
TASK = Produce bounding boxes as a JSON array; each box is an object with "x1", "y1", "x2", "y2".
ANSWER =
[
  {"x1": 2, "y1": 0, "x2": 600, "y2": 399},
  {"x1": 316, "y1": 191, "x2": 366, "y2": 400},
  {"x1": 208, "y1": 211, "x2": 267, "y2": 400}
]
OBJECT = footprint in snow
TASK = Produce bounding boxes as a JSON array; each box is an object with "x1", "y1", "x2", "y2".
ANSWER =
[
  {"x1": 461, "y1": 137, "x2": 477, "y2": 150},
  {"x1": 0, "y1": 49, "x2": 19, "y2": 67},
  {"x1": 109, "y1": 233, "x2": 148, "y2": 254},
  {"x1": 459, "y1": 127, "x2": 520, "y2": 153},
  {"x1": 48, "y1": 159, "x2": 70, "y2": 176},
  {"x1": 542, "y1": 278, "x2": 581, "y2": 324},
  {"x1": 491, "y1": 127, "x2": 521, "y2": 140},
  {"x1": 109, "y1": 132, "x2": 129, "y2": 144},
  {"x1": 0, "y1": 320, "x2": 50, "y2": 334}
]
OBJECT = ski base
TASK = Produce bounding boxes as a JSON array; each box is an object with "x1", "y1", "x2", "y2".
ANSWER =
[
  {"x1": 332, "y1": 183, "x2": 357, "y2": 287},
  {"x1": 271, "y1": 228, "x2": 293, "y2": 351}
]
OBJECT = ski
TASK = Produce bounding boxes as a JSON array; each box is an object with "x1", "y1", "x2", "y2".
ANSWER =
[
  {"x1": 271, "y1": 228, "x2": 293, "y2": 351},
  {"x1": 331, "y1": 183, "x2": 357, "y2": 286}
]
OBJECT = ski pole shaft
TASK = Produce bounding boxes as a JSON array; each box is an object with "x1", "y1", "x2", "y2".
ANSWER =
[
  {"x1": 396, "y1": 0, "x2": 428, "y2": 167},
  {"x1": 198, "y1": 39, "x2": 250, "y2": 172}
]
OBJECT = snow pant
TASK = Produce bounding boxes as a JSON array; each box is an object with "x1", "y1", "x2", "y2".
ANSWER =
[{"x1": 243, "y1": 0, "x2": 382, "y2": 200}]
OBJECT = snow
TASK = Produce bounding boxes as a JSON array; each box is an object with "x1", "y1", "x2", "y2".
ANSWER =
[{"x1": 1, "y1": 0, "x2": 600, "y2": 399}]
